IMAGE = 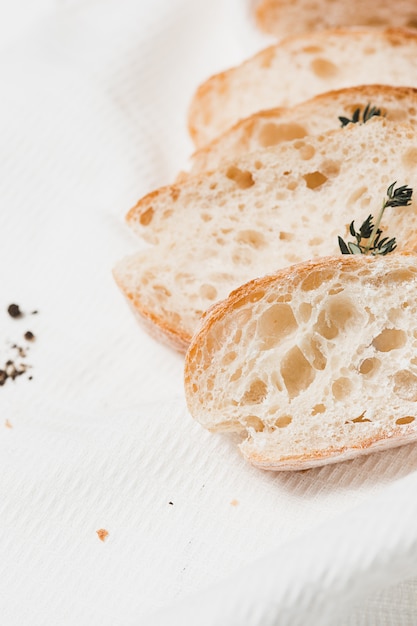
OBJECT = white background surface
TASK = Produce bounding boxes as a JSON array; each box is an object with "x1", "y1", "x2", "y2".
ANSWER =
[{"x1": 1, "y1": 1, "x2": 417, "y2": 624}]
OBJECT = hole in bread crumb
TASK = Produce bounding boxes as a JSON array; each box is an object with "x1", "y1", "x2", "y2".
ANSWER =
[
  {"x1": 236, "y1": 230, "x2": 266, "y2": 248},
  {"x1": 153, "y1": 285, "x2": 171, "y2": 297},
  {"x1": 359, "y1": 357, "x2": 380, "y2": 376},
  {"x1": 222, "y1": 351, "x2": 237, "y2": 365},
  {"x1": 200, "y1": 284, "x2": 217, "y2": 301},
  {"x1": 303, "y1": 45, "x2": 322, "y2": 54},
  {"x1": 230, "y1": 367, "x2": 242, "y2": 382},
  {"x1": 393, "y1": 370, "x2": 417, "y2": 401},
  {"x1": 322, "y1": 160, "x2": 340, "y2": 177},
  {"x1": 349, "y1": 186, "x2": 368, "y2": 204},
  {"x1": 287, "y1": 181, "x2": 298, "y2": 191},
  {"x1": 310, "y1": 57, "x2": 338, "y2": 78},
  {"x1": 242, "y1": 416, "x2": 264, "y2": 431},
  {"x1": 201, "y1": 213, "x2": 212, "y2": 222},
  {"x1": 275, "y1": 416, "x2": 292, "y2": 428},
  {"x1": 372, "y1": 329, "x2": 407, "y2": 352},
  {"x1": 226, "y1": 166, "x2": 255, "y2": 189},
  {"x1": 301, "y1": 268, "x2": 334, "y2": 291},
  {"x1": 242, "y1": 379, "x2": 268, "y2": 404},
  {"x1": 279, "y1": 231, "x2": 294, "y2": 241},
  {"x1": 258, "y1": 303, "x2": 298, "y2": 350},
  {"x1": 235, "y1": 291, "x2": 265, "y2": 308},
  {"x1": 402, "y1": 147, "x2": 417, "y2": 169},
  {"x1": 281, "y1": 346, "x2": 315, "y2": 399},
  {"x1": 312, "y1": 403, "x2": 326, "y2": 415},
  {"x1": 258, "y1": 122, "x2": 307, "y2": 147},
  {"x1": 386, "y1": 269, "x2": 417, "y2": 283},
  {"x1": 315, "y1": 296, "x2": 359, "y2": 339},
  {"x1": 315, "y1": 309, "x2": 338, "y2": 339},
  {"x1": 350, "y1": 411, "x2": 371, "y2": 423},
  {"x1": 396, "y1": 416, "x2": 416, "y2": 425},
  {"x1": 303, "y1": 171, "x2": 328, "y2": 190},
  {"x1": 332, "y1": 377, "x2": 353, "y2": 401},
  {"x1": 139, "y1": 207, "x2": 154, "y2": 226},
  {"x1": 271, "y1": 370, "x2": 283, "y2": 392},
  {"x1": 233, "y1": 329, "x2": 242, "y2": 344},
  {"x1": 294, "y1": 141, "x2": 315, "y2": 160},
  {"x1": 309, "y1": 236, "x2": 323, "y2": 246}
]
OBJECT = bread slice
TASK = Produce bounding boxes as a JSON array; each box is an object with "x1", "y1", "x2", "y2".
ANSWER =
[
  {"x1": 190, "y1": 85, "x2": 417, "y2": 175},
  {"x1": 184, "y1": 254, "x2": 417, "y2": 470},
  {"x1": 113, "y1": 118, "x2": 417, "y2": 351},
  {"x1": 188, "y1": 28, "x2": 417, "y2": 147},
  {"x1": 255, "y1": 0, "x2": 417, "y2": 38}
]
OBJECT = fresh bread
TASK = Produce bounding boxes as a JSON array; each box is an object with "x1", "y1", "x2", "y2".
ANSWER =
[
  {"x1": 188, "y1": 28, "x2": 417, "y2": 147},
  {"x1": 113, "y1": 118, "x2": 417, "y2": 351},
  {"x1": 184, "y1": 254, "x2": 417, "y2": 470},
  {"x1": 255, "y1": 0, "x2": 417, "y2": 38},
  {"x1": 190, "y1": 85, "x2": 417, "y2": 175}
]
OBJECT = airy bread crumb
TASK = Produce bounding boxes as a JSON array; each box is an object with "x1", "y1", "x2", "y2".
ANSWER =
[
  {"x1": 114, "y1": 118, "x2": 417, "y2": 351},
  {"x1": 184, "y1": 254, "x2": 417, "y2": 470},
  {"x1": 190, "y1": 85, "x2": 417, "y2": 175},
  {"x1": 188, "y1": 28, "x2": 417, "y2": 146}
]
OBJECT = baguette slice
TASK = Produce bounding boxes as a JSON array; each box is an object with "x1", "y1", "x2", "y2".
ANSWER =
[
  {"x1": 188, "y1": 28, "x2": 417, "y2": 147},
  {"x1": 184, "y1": 254, "x2": 417, "y2": 471},
  {"x1": 113, "y1": 118, "x2": 417, "y2": 352},
  {"x1": 190, "y1": 85, "x2": 417, "y2": 175},
  {"x1": 255, "y1": 0, "x2": 417, "y2": 38}
]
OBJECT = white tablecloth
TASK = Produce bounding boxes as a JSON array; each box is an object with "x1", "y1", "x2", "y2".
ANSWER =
[{"x1": 1, "y1": 1, "x2": 417, "y2": 624}]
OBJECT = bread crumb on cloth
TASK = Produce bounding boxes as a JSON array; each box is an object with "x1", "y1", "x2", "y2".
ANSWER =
[{"x1": 96, "y1": 529, "x2": 109, "y2": 542}]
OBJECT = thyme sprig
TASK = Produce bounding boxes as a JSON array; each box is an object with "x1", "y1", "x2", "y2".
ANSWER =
[
  {"x1": 338, "y1": 182, "x2": 413, "y2": 256},
  {"x1": 339, "y1": 103, "x2": 382, "y2": 128}
]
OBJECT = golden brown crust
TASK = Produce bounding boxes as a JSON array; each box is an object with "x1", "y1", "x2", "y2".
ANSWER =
[
  {"x1": 113, "y1": 269, "x2": 191, "y2": 353},
  {"x1": 126, "y1": 186, "x2": 173, "y2": 225},
  {"x1": 243, "y1": 425, "x2": 417, "y2": 471}
]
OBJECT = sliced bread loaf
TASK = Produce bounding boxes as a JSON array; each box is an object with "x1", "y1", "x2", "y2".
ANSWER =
[
  {"x1": 184, "y1": 254, "x2": 417, "y2": 470},
  {"x1": 255, "y1": 0, "x2": 417, "y2": 38},
  {"x1": 113, "y1": 118, "x2": 417, "y2": 351},
  {"x1": 190, "y1": 85, "x2": 417, "y2": 174},
  {"x1": 188, "y1": 28, "x2": 417, "y2": 147}
]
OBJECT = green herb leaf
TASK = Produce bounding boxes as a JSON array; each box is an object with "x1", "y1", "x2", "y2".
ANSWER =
[
  {"x1": 339, "y1": 103, "x2": 383, "y2": 128},
  {"x1": 338, "y1": 236, "x2": 350, "y2": 255},
  {"x1": 385, "y1": 182, "x2": 413, "y2": 208},
  {"x1": 348, "y1": 242, "x2": 363, "y2": 255},
  {"x1": 359, "y1": 214, "x2": 374, "y2": 239},
  {"x1": 337, "y1": 182, "x2": 413, "y2": 256}
]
